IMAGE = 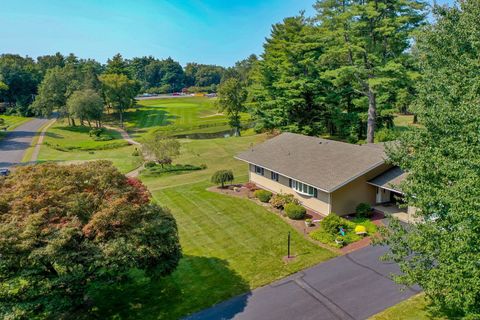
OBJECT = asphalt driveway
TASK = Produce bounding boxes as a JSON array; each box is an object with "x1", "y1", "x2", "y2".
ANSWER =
[
  {"x1": 186, "y1": 245, "x2": 420, "y2": 320},
  {"x1": 0, "y1": 118, "x2": 50, "y2": 168}
]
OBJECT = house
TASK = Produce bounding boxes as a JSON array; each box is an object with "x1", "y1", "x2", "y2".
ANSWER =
[{"x1": 236, "y1": 132, "x2": 414, "y2": 220}]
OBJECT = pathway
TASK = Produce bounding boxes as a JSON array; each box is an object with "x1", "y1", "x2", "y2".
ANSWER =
[
  {"x1": 186, "y1": 245, "x2": 420, "y2": 320},
  {"x1": 104, "y1": 125, "x2": 145, "y2": 177},
  {"x1": 0, "y1": 118, "x2": 51, "y2": 168}
]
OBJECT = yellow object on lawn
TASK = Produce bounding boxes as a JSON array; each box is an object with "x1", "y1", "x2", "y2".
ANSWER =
[{"x1": 355, "y1": 225, "x2": 367, "y2": 235}]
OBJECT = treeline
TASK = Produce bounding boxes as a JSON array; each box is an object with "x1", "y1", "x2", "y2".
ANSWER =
[
  {"x1": 219, "y1": 0, "x2": 427, "y2": 143},
  {"x1": 0, "y1": 52, "x2": 227, "y2": 117}
]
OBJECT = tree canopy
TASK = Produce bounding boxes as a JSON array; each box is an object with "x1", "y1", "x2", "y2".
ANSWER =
[
  {"x1": 66, "y1": 89, "x2": 104, "y2": 127},
  {"x1": 142, "y1": 133, "x2": 181, "y2": 166},
  {"x1": 99, "y1": 73, "x2": 140, "y2": 126},
  {"x1": 381, "y1": 1, "x2": 480, "y2": 317},
  {"x1": 0, "y1": 161, "x2": 181, "y2": 318},
  {"x1": 217, "y1": 77, "x2": 247, "y2": 136}
]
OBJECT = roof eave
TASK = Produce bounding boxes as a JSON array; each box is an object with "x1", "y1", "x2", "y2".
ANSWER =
[{"x1": 234, "y1": 156, "x2": 332, "y2": 194}]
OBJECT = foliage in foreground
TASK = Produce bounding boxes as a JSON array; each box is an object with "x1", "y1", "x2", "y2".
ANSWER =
[
  {"x1": 381, "y1": 2, "x2": 480, "y2": 318},
  {"x1": 0, "y1": 161, "x2": 181, "y2": 319}
]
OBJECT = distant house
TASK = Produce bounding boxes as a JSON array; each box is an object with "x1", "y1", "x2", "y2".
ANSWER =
[{"x1": 236, "y1": 133, "x2": 414, "y2": 221}]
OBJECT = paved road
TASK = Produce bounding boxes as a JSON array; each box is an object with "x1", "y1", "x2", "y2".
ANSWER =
[
  {"x1": 0, "y1": 118, "x2": 50, "y2": 168},
  {"x1": 186, "y1": 246, "x2": 420, "y2": 320}
]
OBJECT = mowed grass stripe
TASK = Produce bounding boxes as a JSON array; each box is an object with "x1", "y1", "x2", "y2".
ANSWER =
[{"x1": 154, "y1": 181, "x2": 336, "y2": 288}]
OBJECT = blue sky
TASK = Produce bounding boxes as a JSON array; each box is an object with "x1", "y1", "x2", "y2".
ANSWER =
[{"x1": 1, "y1": 0, "x2": 453, "y2": 67}]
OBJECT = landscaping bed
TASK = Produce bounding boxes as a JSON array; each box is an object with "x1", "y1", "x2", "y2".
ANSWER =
[
  {"x1": 209, "y1": 183, "x2": 383, "y2": 253},
  {"x1": 141, "y1": 162, "x2": 207, "y2": 176}
]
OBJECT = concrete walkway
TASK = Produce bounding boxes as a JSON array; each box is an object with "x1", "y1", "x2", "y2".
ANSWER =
[
  {"x1": 104, "y1": 125, "x2": 140, "y2": 146},
  {"x1": 186, "y1": 246, "x2": 420, "y2": 320},
  {"x1": 0, "y1": 118, "x2": 51, "y2": 168}
]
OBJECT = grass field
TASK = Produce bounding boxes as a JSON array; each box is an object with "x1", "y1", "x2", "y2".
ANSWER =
[
  {"x1": 120, "y1": 97, "x2": 250, "y2": 138},
  {"x1": 38, "y1": 144, "x2": 142, "y2": 174},
  {"x1": 0, "y1": 115, "x2": 31, "y2": 140},
  {"x1": 42, "y1": 120, "x2": 128, "y2": 150},
  {"x1": 92, "y1": 134, "x2": 336, "y2": 319},
  {"x1": 37, "y1": 120, "x2": 142, "y2": 173},
  {"x1": 370, "y1": 294, "x2": 446, "y2": 320}
]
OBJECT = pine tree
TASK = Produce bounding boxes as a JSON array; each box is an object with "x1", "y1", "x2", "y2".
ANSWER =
[{"x1": 315, "y1": 0, "x2": 426, "y2": 142}]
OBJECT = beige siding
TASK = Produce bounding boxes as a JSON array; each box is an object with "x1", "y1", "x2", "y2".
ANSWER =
[
  {"x1": 249, "y1": 165, "x2": 330, "y2": 215},
  {"x1": 330, "y1": 164, "x2": 392, "y2": 216}
]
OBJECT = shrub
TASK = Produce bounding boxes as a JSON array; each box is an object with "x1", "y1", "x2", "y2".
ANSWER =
[
  {"x1": 211, "y1": 170, "x2": 234, "y2": 188},
  {"x1": 356, "y1": 203, "x2": 373, "y2": 218},
  {"x1": 145, "y1": 161, "x2": 157, "y2": 168},
  {"x1": 321, "y1": 214, "x2": 350, "y2": 235},
  {"x1": 93, "y1": 134, "x2": 114, "y2": 141},
  {"x1": 269, "y1": 193, "x2": 299, "y2": 209},
  {"x1": 310, "y1": 229, "x2": 341, "y2": 248},
  {"x1": 254, "y1": 190, "x2": 273, "y2": 203},
  {"x1": 375, "y1": 128, "x2": 397, "y2": 142},
  {"x1": 89, "y1": 127, "x2": 104, "y2": 137},
  {"x1": 132, "y1": 148, "x2": 140, "y2": 156},
  {"x1": 285, "y1": 203, "x2": 306, "y2": 220},
  {"x1": 244, "y1": 182, "x2": 258, "y2": 191},
  {"x1": 143, "y1": 164, "x2": 204, "y2": 176}
]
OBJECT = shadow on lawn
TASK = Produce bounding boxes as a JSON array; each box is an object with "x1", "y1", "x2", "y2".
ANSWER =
[{"x1": 91, "y1": 255, "x2": 250, "y2": 320}]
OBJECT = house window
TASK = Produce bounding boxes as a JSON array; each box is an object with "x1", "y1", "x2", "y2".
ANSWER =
[
  {"x1": 254, "y1": 165, "x2": 264, "y2": 176},
  {"x1": 290, "y1": 179, "x2": 317, "y2": 197},
  {"x1": 271, "y1": 171, "x2": 279, "y2": 181}
]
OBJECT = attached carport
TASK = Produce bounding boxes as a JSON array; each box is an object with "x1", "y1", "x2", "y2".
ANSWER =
[{"x1": 367, "y1": 167, "x2": 417, "y2": 223}]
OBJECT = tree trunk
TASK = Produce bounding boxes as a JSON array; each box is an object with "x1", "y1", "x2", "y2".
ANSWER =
[
  {"x1": 87, "y1": 120, "x2": 91, "y2": 127},
  {"x1": 413, "y1": 114, "x2": 418, "y2": 124},
  {"x1": 119, "y1": 110, "x2": 123, "y2": 128},
  {"x1": 71, "y1": 118, "x2": 76, "y2": 126},
  {"x1": 367, "y1": 89, "x2": 376, "y2": 144}
]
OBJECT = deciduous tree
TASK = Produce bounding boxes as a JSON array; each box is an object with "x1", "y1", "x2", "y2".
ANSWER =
[
  {"x1": 99, "y1": 73, "x2": 140, "y2": 126},
  {"x1": 211, "y1": 170, "x2": 234, "y2": 188},
  {"x1": 217, "y1": 77, "x2": 247, "y2": 136},
  {"x1": 0, "y1": 161, "x2": 181, "y2": 318},
  {"x1": 142, "y1": 133, "x2": 181, "y2": 166},
  {"x1": 381, "y1": 2, "x2": 480, "y2": 317},
  {"x1": 67, "y1": 89, "x2": 104, "y2": 127}
]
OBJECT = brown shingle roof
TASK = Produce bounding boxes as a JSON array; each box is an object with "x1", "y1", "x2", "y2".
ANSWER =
[{"x1": 235, "y1": 132, "x2": 386, "y2": 192}]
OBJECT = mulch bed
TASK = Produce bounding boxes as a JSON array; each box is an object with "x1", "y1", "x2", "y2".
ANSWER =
[{"x1": 208, "y1": 184, "x2": 383, "y2": 255}]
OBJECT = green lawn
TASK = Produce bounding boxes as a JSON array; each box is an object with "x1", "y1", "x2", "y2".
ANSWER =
[
  {"x1": 94, "y1": 183, "x2": 335, "y2": 319},
  {"x1": 140, "y1": 133, "x2": 265, "y2": 191},
  {"x1": 38, "y1": 144, "x2": 142, "y2": 174},
  {"x1": 119, "y1": 97, "x2": 250, "y2": 138},
  {"x1": 42, "y1": 120, "x2": 128, "y2": 151},
  {"x1": 37, "y1": 120, "x2": 141, "y2": 173},
  {"x1": 370, "y1": 294, "x2": 446, "y2": 320},
  {"x1": 91, "y1": 134, "x2": 336, "y2": 319},
  {"x1": 0, "y1": 115, "x2": 31, "y2": 140}
]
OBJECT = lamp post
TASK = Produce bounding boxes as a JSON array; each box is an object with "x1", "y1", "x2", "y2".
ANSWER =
[{"x1": 287, "y1": 232, "x2": 291, "y2": 259}]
